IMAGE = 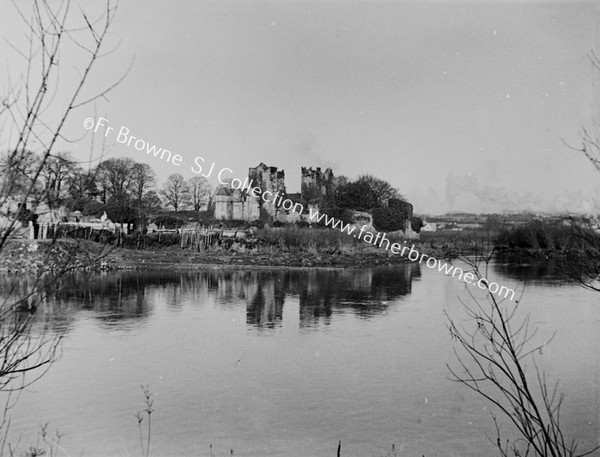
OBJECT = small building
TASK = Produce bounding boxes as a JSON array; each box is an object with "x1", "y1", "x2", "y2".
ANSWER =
[
  {"x1": 422, "y1": 222, "x2": 437, "y2": 232},
  {"x1": 212, "y1": 186, "x2": 260, "y2": 221}
]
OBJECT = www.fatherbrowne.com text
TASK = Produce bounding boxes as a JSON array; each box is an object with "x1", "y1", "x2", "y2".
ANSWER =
[
  {"x1": 83, "y1": 116, "x2": 515, "y2": 301},
  {"x1": 308, "y1": 208, "x2": 515, "y2": 301}
]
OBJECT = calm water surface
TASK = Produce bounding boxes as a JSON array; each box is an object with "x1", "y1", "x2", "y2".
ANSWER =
[{"x1": 1, "y1": 260, "x2": 599, "y2": 457}]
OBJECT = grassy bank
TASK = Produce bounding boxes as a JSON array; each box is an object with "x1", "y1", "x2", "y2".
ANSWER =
[
  {"x1": 4, "y1": 225, "x2": 552, "y2": 273},
  {"x1": 419, "y1": 229, "x2": 498, "y2": 258},
  {"x1": 102, "y1": 226, "x2": 489, "y2": 269},
  {"x1": 0, "y1": 239, "x2": 117, "y2": 273},
  {"x1": 494, "y1": 220, "x2": 595, "y2": 253}
]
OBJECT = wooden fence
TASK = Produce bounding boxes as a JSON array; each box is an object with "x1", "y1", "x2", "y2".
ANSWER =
[
  {"x1": 179, "y1": 227, "x2": 251, "y2": 251},
  {"x1": 27, "y1": 221, "x2": 253, "y2": 250}
]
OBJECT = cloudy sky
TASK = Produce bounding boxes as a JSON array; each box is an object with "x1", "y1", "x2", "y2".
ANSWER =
[{"x1": 2, "y1": 0, "x2": 600, "y2": 214}]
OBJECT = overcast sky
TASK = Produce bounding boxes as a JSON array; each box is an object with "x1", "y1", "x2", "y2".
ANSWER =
[{"x1": 2, "y1": 0, "x2": 600, "y2": 214}]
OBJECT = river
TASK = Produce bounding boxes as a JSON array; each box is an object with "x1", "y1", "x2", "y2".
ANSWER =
[{"x1": 1, "y1": 260, "x2": 598, "y2": 456}]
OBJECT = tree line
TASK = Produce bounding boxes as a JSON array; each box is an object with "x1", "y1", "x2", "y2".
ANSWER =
[
  {"x1": 0, "y1": 152, "x2": 212, "y2": 225},
  {"x1": 1, "y1": 149, "x2": 423, "y2": 232},
  {"x1": 317, "y1": 174, "x2": 423, "y2": 232}
]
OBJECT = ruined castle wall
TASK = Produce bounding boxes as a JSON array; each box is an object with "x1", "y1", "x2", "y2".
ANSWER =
[
  {"x1": 244, "y1": 197, "x2": 260, "y2": 220},
  {"x1": 213, "y1": 195, "x2": 232, "y2": 220},
  {"x1": 232, "y1": 200, "x2": 244, "y2": 220},
  {"x1": 300, "y1": 167, "x2": 334, "y2": 202},
  {"x1": 248, "y1": 163, "x2": 286, "y2": 218}
]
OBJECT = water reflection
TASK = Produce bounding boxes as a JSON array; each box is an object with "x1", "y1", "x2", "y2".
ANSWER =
[
  {"x1": 1, "y1": 258, "x2": 596, "y2": 457},
  {"x1": 0, "y1": 264, "x2": 422, "y2": 332},
  {"x1": 0, "y1": 273, "x2": 160, "y2": 334},
  {"x1": 294, "y1": 266, "x2": 419, "y2": 327},
  {"x1": 0, "y1": 256, "x2": 570, "y2": 334},
  {"x1": 492, "y1": 256, "x2": 572, "y2": 285}
]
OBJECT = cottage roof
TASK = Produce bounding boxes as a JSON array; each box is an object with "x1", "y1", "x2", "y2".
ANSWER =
[{"x1": 214, "y1": 186, "x2": 233, "y2": 196}]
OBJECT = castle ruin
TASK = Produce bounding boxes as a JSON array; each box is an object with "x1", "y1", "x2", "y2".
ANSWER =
[
  {"x1": 212, "y1": 163, "x2": 333, "y2": 222},
  {"x1": 300, "y1": 167, "x2": 334, "y2": 203}
]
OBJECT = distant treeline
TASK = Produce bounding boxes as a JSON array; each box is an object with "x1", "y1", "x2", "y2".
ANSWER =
[{"x1": 494, "y1": 220, "x2": 599, "y2": 253}]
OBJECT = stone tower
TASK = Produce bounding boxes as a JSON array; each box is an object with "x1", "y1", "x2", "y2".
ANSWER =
[
  {"x1": 248, "y1": 163, "x2": 286, "y2": 216},
  {"x1": 300, "y1": 167, "x2": 334, "y2": 203}
]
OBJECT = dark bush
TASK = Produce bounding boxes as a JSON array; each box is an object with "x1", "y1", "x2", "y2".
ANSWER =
[
  {"x1": 372, "y1": 207, "x2": 405, "y2": 232},
  {"x1": 16, "y1": 207, "x2": 34, "y2": 227},
  {"x1": 389, "y1": 199, "x2": 413, "y2": 221},
  {"x1": 81, "y1": 200, "x2": 104, "y2": 217},
  {"x1": 411, "y1": 216, "x2": 424, "y2": 233},
  {"x1": 494, "y1": 221, "x2": 579, "y2": 251},
  {"x1": 153, "y1": 214, "x2": 186, "y2": 229},
  {"x1": 249, "y1": 219, "x2": 265, "y2": 229},
  {"x1": 317, "y1": 205, "x2": 354, "y2": 225},
  {"x1": 335, "y1": 181, "x2": 378, "y2": 212}
]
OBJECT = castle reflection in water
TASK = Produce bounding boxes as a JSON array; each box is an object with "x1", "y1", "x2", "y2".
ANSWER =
[{"x1": 0, "y1": 265, "x2": 422, "y2": 332}]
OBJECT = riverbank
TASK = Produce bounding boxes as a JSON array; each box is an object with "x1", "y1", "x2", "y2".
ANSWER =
[
  {"x1": 5, "y1": 234, "x2": 576, "y2": 273},
  {"x1": 0, "y1": 237, "x2": 475, "y2": 273},
  {"x1": 0, "y1": 239, "x2": 117, "y2": 273},
  {"x1": 105, "y1": 243, "x2": 416, "y2": 269}
]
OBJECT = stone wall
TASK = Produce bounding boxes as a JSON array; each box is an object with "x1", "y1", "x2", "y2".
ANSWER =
[
  {"x1": 248, "y1": 162, "x2": 286, "y2": 218},
  {"x1": 300, "y1": 167, "x2": 334, "y2": 202},
  {"x1": 213, "y1": 187, "x2": 259, "y2": 221}
]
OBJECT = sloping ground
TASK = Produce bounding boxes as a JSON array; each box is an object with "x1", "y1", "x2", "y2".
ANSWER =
[
  {"x1": 0, "y1": 239, "x2": 118, "y2": 273},
  {"x1": 0, "y1": 238, "x2": 451, "y2": 272},
  {"x1": 103, "y1": 244, "x2": 409, "y2": 269}
]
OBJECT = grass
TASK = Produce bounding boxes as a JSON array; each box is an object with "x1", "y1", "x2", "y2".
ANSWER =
[
  {"x1": 416, "y1": 229, "x2": 499, "y2": 258},
  {"x1": 135, "y1": 385, "x2": 154, "y2": 457},
  {"x1": 254, "y1": 226, "x2": 424, "y2": 255},
  {"x1": 254, "y1": 227, "x2": 365, "y2": 253}
]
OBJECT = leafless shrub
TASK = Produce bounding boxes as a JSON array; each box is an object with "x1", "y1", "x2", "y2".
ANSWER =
[
  {"x1": 561, "y1": 222, "x2": 600, "y2": 292},
  {"x1": 0, "y1": 0, "x2": 127, "y2": 448},
  {"x1": 446, "y1": 254, "x2": 597, "y2": 457},
  {"x1": 135, "y1": 384, "x2": 154, "y2": 457}
]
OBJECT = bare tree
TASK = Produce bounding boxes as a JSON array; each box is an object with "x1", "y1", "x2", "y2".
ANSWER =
[
  {"x1": 141, "y1": 190, "x2": 162, "y2": 214},
  {"x1": 95, "y1": 158, "x2": 136, "y2": 204},
  {"x1": 161, "y1": 173, "x2": 190, "y2": 211},
  {"x1": 0, "y1": 0, "x2": 127, "y2": 248},
  {"x1": 0, "y1": 0, "x2": 125, "y2": 443},
  {"x1": 446, "y1": 255, "x2": 597, "y2": 457},
  {"x1": 463, "y1": 47, "x2": 600, "y2": 457},
  {"x1": 65, "y1": 167, "x2": 100, "y2": 212},
  {"x1": 562, "y1": 50, "x2": 600, "y2": 290},
  {"x1": 574, "y1": 127, "x2": 600, "y2": 174},
  {"x1": 187, "y1": 176, "x2": 211, "y2": 211},
  {"x1": 39, "y1": 152, "x2": 76, "y2": 208},
  {"x1": 0, "y1": 150, "x2": 41, "y2": 202},
  {"x1": 131, "y1": 163, "x2": 156, "y2": 206},
  {"x1": 561, "y1": 221, "x2": 600, "y2": 292},
  {"x1": 569, "y1": 52, "x2": 600, "y2": 174},
  {"x1": 130, "y1": 162, "x2": 156, "y2": 229}
]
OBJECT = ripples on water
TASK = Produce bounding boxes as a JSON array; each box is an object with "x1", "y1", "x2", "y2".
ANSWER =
[{"x1": 0, "y1": 261, "x2": 598, "y2": 457}]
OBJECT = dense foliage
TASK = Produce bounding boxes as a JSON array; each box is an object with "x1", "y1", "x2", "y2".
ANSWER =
[
  {"x1": 410, "y1": 216, "x2": 424, "y2": 233},
  {"x1": 372, "y1": 199, "x2": 413, "y2": 232},
  {"x1": 332, "y1": 175, "x2": 404, "y2": 213},
  {"x1": 494, "y1": 220, "x2": 578, "y2": 250},
  {"x1": 0, "y1": 151, "x2": 213, "y2": 226}
]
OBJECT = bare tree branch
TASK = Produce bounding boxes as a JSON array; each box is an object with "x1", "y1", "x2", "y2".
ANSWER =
[{"x1": 446, "y1": 254, "x2": 597, "y2": 457}]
